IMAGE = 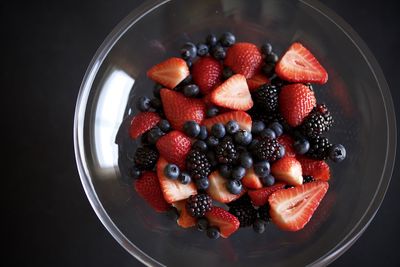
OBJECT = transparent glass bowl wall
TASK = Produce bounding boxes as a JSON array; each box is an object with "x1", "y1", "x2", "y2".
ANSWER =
[{"x1": 74, "y1": 0, "x2": 396, "y2": 266}]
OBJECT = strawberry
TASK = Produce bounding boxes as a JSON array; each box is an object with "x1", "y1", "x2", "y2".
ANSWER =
[
  {"x1": 192, "y1": 56, "x2": 223, "y2": 94},
  {"x1": 205, "y1": 207, "x2": 240, "y2": 238},
  {"x1": 241, "y1": 168, "x2": 263, "y2": 189},
  {"x1": 207, "y1": 171, "x2": 245, "y2": 203},
  {"x1": 224, "y1": 42, "x2": 263, "y2": 78},
  {"x1": 279, "y1": 83, "x2": 316, "y2": 127},
  {"x1": 156, "y1": 131, "x2": 191, "y2": 169},
  {"x1": 210, "y1": 74, "x2": 253, "y2": 111},
  {"x1": 156, "y1": 157, "x2": 197, "y2": 203},
  {"x1": 129, "y1": 112, "x2": 161, "y2": 139},
  {"x1": 202, "y1": 111, "x2": 252, "y2": 132},
  {"x1": 160, "y1": 89, "x2": 206, "y2": 130},
  {"x1": 173, "y1": 200, "x2": 196, "y2": 228},
  {"x1": 277, "y1": 134, "x2": 296, "y2": 158},
  {"x1": 268, "y1": 181, "x2": 329, "y2": 231},
  {"x1": 297, "y1": 156, "x2": 330, "y2": 181},
  {"x1": 247, "y1": 73, "x2": 269, "y2": 92},
  {"x1": 271, "y1": 157, "x2": 303, "y2": 186},
  {"x1": 147, "y1": 57, "x2": 190, "y2": 89},
  {"x1": 248, "y1": 183, "x2": 286, "y2": 206},
  {"x1": 275, "y1": 42, "x2": 328, "y2": 84},
  {"x1": 134, "y1": 171, "x2": 170, "y2": 212}
]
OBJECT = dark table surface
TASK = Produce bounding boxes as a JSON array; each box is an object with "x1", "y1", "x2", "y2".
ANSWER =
[{"x1": 3, "y1": 0, "x2": 399, "y2": 266}]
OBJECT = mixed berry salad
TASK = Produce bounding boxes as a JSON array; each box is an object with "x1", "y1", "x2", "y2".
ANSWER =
[{"x1": 122, "y1": 32, "x2": 346, "y2": 239}]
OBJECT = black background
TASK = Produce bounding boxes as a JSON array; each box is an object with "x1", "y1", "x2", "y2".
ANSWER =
[{"x1": 2, "y1": 0, "x2": 399, "y2": 266}]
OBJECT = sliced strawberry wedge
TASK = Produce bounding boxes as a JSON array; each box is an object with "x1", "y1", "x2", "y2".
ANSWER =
[
  {"x1": 207, "y1": 171, "x2": 245, "y2": 203},
  {"x1": 192, "y1": 56, "x2": 223, "y2": 94},
  {"x1": 173, "y1": 200, "x2": 197, "y2": 228},
  {"x1": 242, "y1": 168, "x2": 263, "y2": 189},
  {"x1": 129, "y1": 112, "x2": 161, "y2": 139},
  {"x1": 147, "y1": 57, "x2": 190, "y2": 89},
  {"x1": 277, "y1": 134, "x2": 296, "y2": 158},
  {"x1": 268, "y1": 181, "x2": 329, "y2": 231},
  {"x1": 248, "y1": 183, "x2": 286, "y2": 206},
  {"x1": 247, "y1": 73, "x2": 269, "y2": 92},
  {"x1": 205, "y1": 206, "x2": 240, "y2": 238},
  {"x1": 275, "y1": 42, "x2": 328, "y2": 84},
  {"x1": 202, "y1": 111, "x2": 252, "y2": 132},
  {"x1": 156, "y1": 157, "x2": 197, "y2": 203},
  {"x1": 297, "y1": 156, "x2": 330, "y2": 181},
  {"x1": 211, "y1": 74, "x2": 253, "y2": 111},
  {"x1": 271, "y1": 157, "x2": 303, "y2": 186},
  {"x1": 156, "y1": 130, "x2": 192, "y2": 170}
]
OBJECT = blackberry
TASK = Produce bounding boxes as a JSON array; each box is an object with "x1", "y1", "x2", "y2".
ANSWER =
[
  {"x1": 229, "y1": 203, "x2": 257, "y2": 227},
  {"x1": 186, "y1": 149, "x2": 212, "y2": 180},
  {"x1": 300, "y1": 104, "x2": 334, "y2": 138},
  {"x1": 253, "y1": 84, "x2": 279, "y2": 112},
  {"x1": 249, "y1": 107, "x2": 284, "y2": 126},
  {"x1": 303, "y1": 175, "x2": 315, "y2": 184},
  {"x1": 227, "y1": 194, "x2": 252, "y2": 207},
  {"x1": 307, "y1": 135, "x2": 332, "y2": 160},
  {"x1": 252, "y1": 137, "x2": 281, "y2": 162},
  {"x1": 186, "y1": 194, "x2": 212, "y2": 218},
  {"x1": 134, "y1": 147, "x2": 159, "y2": 170},
  {"x1": 215, "y1": 136, "x2": 238, "y2": 164},
  {"x1": 258, "y1": 204, "x2": 270, "y2": 222}
]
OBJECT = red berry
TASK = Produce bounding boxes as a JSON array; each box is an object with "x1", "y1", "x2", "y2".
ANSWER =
[
  {"x1": 271, "y1": 157, "x2": 303, "y2": 186},
  {"x1": 129, "y1": 112, "x2": 161, "y2": 139},
  {"x1": 192, "y1": 56, "x2": 223, "y2": 94},
  {"x1": 147, "y1": 57, "x2": 190, "y2": 89},
  {"x1": 205, "y1": 206, "x2": 240, "y2": 238},
  {"x1": 156, "y1": 130, "x2": 192, "y2": 170},
  {"x1": 224, "y1": 42, "x2": 263, "y2": 78},
  {"x1": 297, "y1": 156, "x2": 330, "y2": 181},
  {"x1": 202, "y1": 110, "x2": 252, "y2": 132}
]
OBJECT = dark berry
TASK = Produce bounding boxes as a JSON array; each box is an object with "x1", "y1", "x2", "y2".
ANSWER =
[
  {"x1": 192, "y1": 140, "x2": 208, "y2": 152},
  {"x1": 248, "y1": 139, "x2": 260, "y2": 151},
  {"x1": 211, "y1": 123, "x2": 226, "y2": 138},
  {"x1": 206, "y1": 34, "x2": 218, "y2": 47},
  {"x1": 197, "y1": 43, "x2": 209, "y2": 56},
  {"x1": 234, "y1": 130, "x2": 252, "y2": 145},
  {"x1": 211, "y1": 45, "x2": 226, "y2": 60},
  {"x1": 147, "y1": 127, "x2": 165, "y2": 144},
  {"x1": 252, "y1": 121, "x2": 266, "y2": 134},
  {"x1": 206, "y1": 136, "x2": 219, "y2": 147},
  {"x1": 293, "y1": 138, "x2": 310, "y2": 155},
  {"x1": 253, "y1": 137, "x2": 281, "y2": 162},
  {"x1": 206, "y1": 106, "x2": 219, "y2": 117},
  {"x1": 270, "y1": 76, "x2": 286, "y2": 87},
  {"x1": 269, "y1": 122, "x2": 283, "y2": 137},
  {"x1": 260, "y1": 174, "x2": 275, "y2": 186},
  {"x1": 207, "y1": 226, "x2": 220, "y2": 239},
  {"x1": 134, "y1": 146, "x2": 159, "y2": 170},
  {"x1": 229, "y1": 203, "x2": 257, "y2": 227},
  {"x1": 254, "y1": 161, "x2": 270, "y2": 178},
  {"x1": 231, "y1": 166, "x2": 246, "y2": 181},
  {"x1": 278, "y1": 145, "x2": 285, "y2": 159},
  {"x1": 300, "y1": 104, "x2": 334, "y2": 138},
  {"x1": 240, "y1": 152, "x2": 253, "y2": 169},
  {"x1": 166, "y1": 207, "x2": 180, "y2": 221},
  {"x1": 186, "y1": 59, "x2": 192, "y2": 68},
  {"x1": 260, "y1": 128, "x2": 276, "y2": 139},
  {"x1": 303, "y1": 175, "x2": 315, "y2": 184},
  {"x1": 197, "y1": 217, "x2": 209, "y2": 231},
  {"x1": 261, "y1": 43, "x2": 272, "y2": 55},
  {"x1": 186, "y1": 149, "x2": 212, "y2": 180},
  {"x1": 183, "y1": 84, "x2": 200, "y2": 97},
  {"x1": 150, "y1": 98, "x2": 162, "y2": 110},
  {"x1": 129, "y1": 166, "x2": 141, "y2": 180},
  {"x1": 226, "y1": 180, "x2": 243, "y2": 195},
  {"x1": 253, "y1": 84, "x2": 279, "y2": 112},
  {"x1": 262, "y1": 63, "x2": 275, "y2": 77},
  {"x1": 183, "y1": 120, "x2": 201, "y2": 138},
  {"x1": 329, "y1": 144, "x2": 346, "y2": 163},
  {"x1": 215, "y1": 136, "x2": 238, "y2": 164},
  {"x1": 219, "y1": 164, "x2": 232, "y2": 179},
  {"x1": 265, "y1": 52, "x2": 279, "y2": 63},
  {"x1": 258, "y1": 204, "x2": 270, "y2": 221},
  {"x1": 137, "y1": 96, "x2": 151, "y2": 111},
  {"x1": 307, "y1": 136, "x2": 332, "y2": 160},
  {"x1": 225, "y1": 120, "x2": 240, "y2": 135},
  {"x1": 179, "y1": 172, "x2": 192, "y2": 184},
  {"x1": 198, "y1": 126, "x2": 208, "y2": 140},
  {"x1": 222, "y1": 66, "x2": 234, "y2": 80},
  {"x1": 180, "y1": 74, "x2": 193, "y2": 86},
  {"x1": 196, "y1": 177, "x2": 210, "y2": 190},
  {"x1": 186, "y1": 194, "x2": 212, "y2": 217},
  {"x1": 164, "y1": 164, "x2": 180, "y2": 179},
  {"x1": 153, "y1": 84, "x2": 162, "y2": 98},
  {"x1": 220, "y1": 32, "x2": 236, "y2": 47},
  {"x1": 157, "y1": 119, "x2": 171, "y2": 133},
  {"x1": 180, "y1": 42, "x2": 197, "y2": 60},
  {"x1": 253, "y1": 219, "x2": 266, "y2": 233},
  {"x1": 206, "y1": 151, "x2": 218, "y2": 168}
]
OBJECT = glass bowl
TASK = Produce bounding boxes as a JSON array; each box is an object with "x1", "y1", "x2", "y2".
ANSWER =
[{"x1": 74, "y1": 0, "x2": 397, "y2": 266}]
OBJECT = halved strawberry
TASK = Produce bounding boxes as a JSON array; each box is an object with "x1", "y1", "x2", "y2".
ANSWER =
[
  {"x1": 156, "y1": 131, "x2": 191, "y2": 170},
  {"x1": 160, "y1": 89, "x2": 206, "y2": 130},
  {"x1": 268, "y1": 181, "x2": 329, "y2": 231},
  {"x1": 224, "y1": 42, "x2": 263, "y2": 78},
  {"x1": 156, "y1": 157, "x2": 197, "y2": 203},
  {"x1": 173, "y1": 200, "x2": 196, "y2": 228},
  {"x1": 247, "y1": 73, "x2": 269, "y2": 92},
  {"x1": 202, "y1": 111, "x2": 252, "y2": 132},
  {"x1": 297, "y1": 156, "x2": 330, "y2": 181},
  {"x1": 242, "y1": 168, "x2": 263, "y2": 189},
  {"x1": 129, "y1": 112, "x2": 161, "y2": 139},
  {"x1": 211, "y1": 74, "x2": 253, "y2": 111},
  {"x1": 248, "y1": 183, "x2": 286, "y2": 206},
  {"x1": 275, "y1": 42, "x2": 328, "y2": 84},
  {"x1": 206, "y1": 171, "x2": 245, "y2": 203},
  {"x1": 147, "y1": 57, "x2": 190, "y2": 89},
  {"x1": 205, "y1": 206, "x2": 240, "y2": 238},
  {"x1": 279, "y1": 83, "x2": 316, "y2": 127},
  {"x1": 192, "y1": 56, "x2": 223, "y2": 94},
  {"x1": 271, "y1": 157, "x2": 303, "y2": 186},
  {"x1": 134, "y1": 171, "x2": 170, "y2": 212},
  {"x1": 277, "y1": 134, "x2": 296, "y2": 158}
]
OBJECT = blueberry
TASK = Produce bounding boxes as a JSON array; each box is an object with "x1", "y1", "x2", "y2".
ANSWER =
[
  {"x1": 186, "y1": 59, "x2": 193, "y2": 68},
  {"x1": 206, "y1": 106, "x2": 219, "y2": 117},
  {"x1": 252, "y1": 121, "x2": 266, "y2": 134},
  {"x1": 269, "y1": 122, "x2": 283, "y2": 137},
  {"x1": 254, "y1": 161, "x2": 270, "y2": 178},
  {"x1": 220, "y1": 32, "x2": 236, "y2": 47},
  {"x1": 211, "y1": 123, "x2": 226, "y2": 139},
  {"x1": 147, "y1": 127, "x2": 164, "y2": 144},
  {"x1": 240, "y1": 152, "x2": 253, "y2": 169},
  {"x1": 261, "y1": 43, "x2": 272, "y2": 55},
  {"x1": 183, "y1": 84, "x2": 200, "y2": 97},
  {"x1": 248, "y1": 139, "x2": 260, "y2": 151},
  {"x1": 232, "y1": 166, "x2": 246, "y2": 180},
  {"x1": 219, "y1": 164, "x2": 232, "y2": 179},
  {"x1": 193, "y1": 140, "x2": 208, "y2": 152},
  {"x1": 197, "y1": 43, "x2": 209, "y2": 56},
  {"x1": 293, "y1": 139, "x2": 310, "y2": 155},
  {"x1": 197, "y1": 217, "x2": 209, "y2": 231},
  {"x1": 253, "y1": 219, "x2": 266, "y2": 234},
  {"x1": 183, "y1": 120, "x2": 201, "y2": 138},
  {"x1": 196, "y1": 177, "x2": 210, "y2": 190},
  {"x1": 234, "y1": 130, "x2": 252, "y2": 145},
  {"x1": 206, "y1": 226, "x2": 221, "y2": 239},
  {"x1": 212, "y1": 45, "x2": 226, "y2": 60},
  {"x1": 137, "y1": 96, "x2": 151, "y2": 111},
  {"x1": 206, "y1": 34, "x2": 218, "y2": 47},
  {"x1": 166, "y1": 207, "x2": 180, "y2": 221},
  {"x1": 206, "y1": 136, "x2": 219, "y2": 147},
  {"x1": 260, "y1": 174, "x2": 275, "y2": 186},
  {"x1": 278, "y1": 144, "x2": 286, "y2": 159},
  {"x1": 329, "y1": 144, "x2": 347, "y2": 163},
  {"x1": 222, "y1": 66, "x2": 234, "y2": 80},
  {"x1": 157, "y1": 119, "x2": 171, "y2": 133},
  {"x1": 225, "y1": 120, "x2": 240, "y2": 135},
  {"x1": 153, "y1": 84, "x2": 162, "y2": 98},
  {"x1": 260, "y1": 128, "x2": 276, "y2": 139},
  {"x1": 206, "y1": 151, "x2": 218, "y2": 168},
  {"x1": 180, "y1": 42, "x2": 197, "y2": 60},
  {"x1": 164, "y1": 164, "x2": 180, "y2": 180},
  {"x1": 265, "y1": 52, "x2": 279, "y2": 63},
  {"x1": 150, "y1": 98, "x2": 162, "y2": 110},
  {"x1": 226, "y1": 180, "x2": 243, "y2": 195},
  {"x1": 178, "y1": 172, "x2": 191, "y2": 184},
  {"x1": 262, "y1": 64, "x2": 275, "y2": 77},
  {"x1": 198, "y1": 126, "x2": 208, "y2": 140},
  {"x1": 129, "y1": 166, "x2": 141, "y2": 180}
]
